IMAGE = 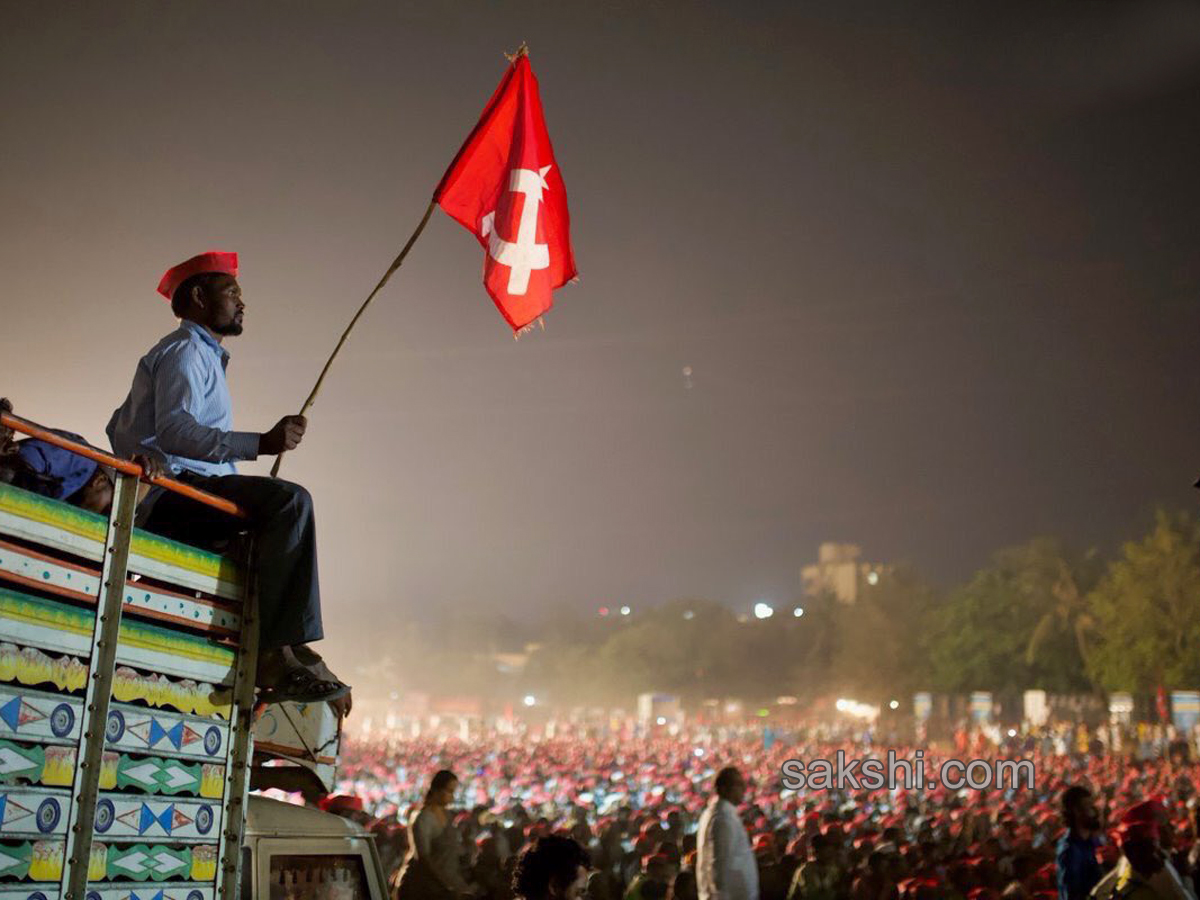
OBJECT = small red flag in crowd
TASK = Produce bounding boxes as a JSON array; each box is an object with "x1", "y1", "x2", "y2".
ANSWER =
[{"x1": 434, "y1": 50, "x2": 576, "y2": 332}]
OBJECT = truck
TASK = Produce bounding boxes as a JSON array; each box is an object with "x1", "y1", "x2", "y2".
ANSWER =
[{"x1": 0, "y1": 410, "x2": 389, "y2": 900}]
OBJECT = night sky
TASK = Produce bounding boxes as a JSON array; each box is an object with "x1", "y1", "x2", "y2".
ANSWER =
[{"x1": 3, "y1": 2, "x2": 1199, "y2": 678}]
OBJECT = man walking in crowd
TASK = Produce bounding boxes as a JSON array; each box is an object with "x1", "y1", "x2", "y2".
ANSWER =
[
  {"x1": 1057, "y1": 785, "x2": 1104, "y2": 900},
  {"x1": 697, "y1": 767, "x2": 759, "y2": 900},
  {"x1": 107, "y1": 251, "x2": 348, "y2": 704},
  {"x1": 1090, "y1": 802, "x2": 1195, "y2": 899}
]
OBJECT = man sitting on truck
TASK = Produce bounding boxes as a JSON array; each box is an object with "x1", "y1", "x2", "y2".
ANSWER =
[{"x1": 106, "y1": 251, "x2": 350, "y2": 706}]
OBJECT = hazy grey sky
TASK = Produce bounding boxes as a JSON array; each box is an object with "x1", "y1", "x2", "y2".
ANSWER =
[{"x1": 3, "y1": 1, "x2": 1199, "y2": 680}]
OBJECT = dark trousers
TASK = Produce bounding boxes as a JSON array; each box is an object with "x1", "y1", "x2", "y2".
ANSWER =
[{"x1": 141, "y1": 473, "x2": 323, "y2": 650}]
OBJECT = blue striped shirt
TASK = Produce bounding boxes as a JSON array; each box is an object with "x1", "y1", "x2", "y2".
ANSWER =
[{"x1": 107, "y1": 321, "x2": 260, "y2": 477}]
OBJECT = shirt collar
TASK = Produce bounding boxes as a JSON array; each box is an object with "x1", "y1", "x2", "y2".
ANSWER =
[
  {"x1": 180, "y1": 319, "x2": 231, "y2": 362},
  {"x1": 1114, "y1": 857, "x2": 1148, "y2": 889}
]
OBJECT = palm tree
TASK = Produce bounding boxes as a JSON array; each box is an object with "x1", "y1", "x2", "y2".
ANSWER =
[{"x1": 1024, "y1": 553, "x2": 1096, "y2": 680}]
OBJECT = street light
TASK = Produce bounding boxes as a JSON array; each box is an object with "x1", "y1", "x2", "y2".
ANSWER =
[
  {"x1": 523, "y1": 695, "x2": 536, "y2": 707},
  {"x1": 619, "y1": 606, "x2": 631, "y2": 616},
  {"x1": 889, "y1": 700, "x2": 899, "y2": 710},
  {"x1": 753, "y1": 602, "x2": 774, "y2": 620},
  {"x1": 792, "y1": 607, "x2": 804, "y2": 618}
]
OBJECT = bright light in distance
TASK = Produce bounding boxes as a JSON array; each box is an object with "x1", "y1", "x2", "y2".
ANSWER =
[
  {"x1": 1007, "y1": 729, "x2": 1017, "y2": 737},
  {"x1": 867, "y1": 571, "x2": 879, "y2": 586},
  {"x1": 523, "y1": 695, "x2": 536, "y2": 707},
  {"x1": 693, "y1": 748, "x2": 704, "y2": 757},
  {"x1": 619, "y1": 606, "x2": 631, "y2": 616},
  {"x1": 753, "y1": 602, "x2": 774, "y2": 619},
  {"x1": 656, "y1": 716, "x2": 666, "y2": 725},
  {"x1": 835, "y1": 698, "x2": 880, "y2": 720},
  {"x1": 683, "y1": 610, "x2": 695, "y2": 620},
  {"x1": 793, "y1": 607, "x2": 804, "y2": 617},
  {"x1": 889, "y1": 700, "x2": 899, "y2": 710}
]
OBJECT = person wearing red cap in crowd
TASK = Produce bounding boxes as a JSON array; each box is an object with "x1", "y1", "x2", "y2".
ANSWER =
[
  {"x1": 1089, "y1": 801, "x2": 1195, "y2": 899},
  {"x1": 1056, "y1": 785, "x2": 1104, "y2": 900},
  {"x1": 107, "y1": 251, "x2": 348, "y2": 705},
  {"x1": 318, "y1": 793, "x2": 372, "y2": 826},
  {"x1": 697, "y1": 768, "x2": 759, "y2": 900}
]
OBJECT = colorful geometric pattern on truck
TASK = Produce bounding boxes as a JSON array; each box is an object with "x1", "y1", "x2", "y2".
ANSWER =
[{"x1": 0, "y1": 480, "x2": 257, "y2": 900}]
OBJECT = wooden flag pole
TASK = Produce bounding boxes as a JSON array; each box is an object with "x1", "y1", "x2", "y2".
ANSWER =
[
  {"x1": 271, "y1": 42, "x2": 532, "y2": 477},
  {"x1": 270, "y1": 200, "x2": 436, "y2": 477}
]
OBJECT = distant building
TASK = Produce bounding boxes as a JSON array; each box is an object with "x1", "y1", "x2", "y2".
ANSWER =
[
  {"x1": 800, "y1": 542, "x2": 885, "y2": 604},
  {"x1": 488, "y1": 642, "x2": 541, "y2": 674}
]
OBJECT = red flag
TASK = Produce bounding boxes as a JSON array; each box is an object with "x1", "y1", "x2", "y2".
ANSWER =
[{"x1": 434, "y1": 54, "x2": 576, "y2": 331}]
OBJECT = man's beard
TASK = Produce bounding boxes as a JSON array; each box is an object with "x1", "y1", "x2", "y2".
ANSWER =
[{"x1": 212, "y1": 320, "x2": 243, "y2": 336}]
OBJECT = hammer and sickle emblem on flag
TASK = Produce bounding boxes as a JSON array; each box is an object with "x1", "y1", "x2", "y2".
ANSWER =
[{"x1": 480, "y1": 165, "x2": 552, "y2": 296}]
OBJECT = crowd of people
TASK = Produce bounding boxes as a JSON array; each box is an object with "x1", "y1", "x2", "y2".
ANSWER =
[{"x1": 309, "y1": 726, "x2": 1200, "y2": 899}]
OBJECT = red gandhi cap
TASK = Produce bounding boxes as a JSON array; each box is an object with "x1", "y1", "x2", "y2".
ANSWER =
[
  {"x1": 156, "y1": 251, "x2": 238, "y2": 300},
  {"x1": 1115, "y1": 800, "x2": 1161, "y2": 847},
  {"x1": 316, "y1": 794, "x2": 363, "y2": 813}
]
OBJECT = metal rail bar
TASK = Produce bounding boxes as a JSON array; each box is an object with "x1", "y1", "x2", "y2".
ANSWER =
[
  {"x1": 2, "y1": 410, "x2": 247, "y2": 518},
  {"x1": 61, "y1": 470, "x2": 140, "y2": 900},
  {"x1": 218, "y1": 546, "x2": 261, "y2": 900}
]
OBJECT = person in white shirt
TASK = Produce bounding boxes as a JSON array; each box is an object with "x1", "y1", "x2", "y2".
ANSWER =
[{"x1": 697, "y1": 767, "x2": 759, "y2": 900}]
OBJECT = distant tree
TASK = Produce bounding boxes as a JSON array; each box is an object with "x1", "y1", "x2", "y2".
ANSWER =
[
  {"x1": 1086, "y1": 510, "x2": 1200, "y2": 692},
  {"x1": 595, "y1": 598, "x2": 744, "y2": 701},
  {"x1": 928, "y1": 539, "x2": 1092, "y2": 694},
  {"x1": 525, "y1": 598, "x2": 746, "y2": 706},
  {"x1": 832, "y1": 565, "x2": 938, "y2": 701},
  {"x1": 1023, "y1": 546, "x2": 1100, "y2": 683},
  {"x1": 522, "y1": 640, "x2": 600, "y2": 706},
  {"x1": 790, "y1": 590, "x2": 839, "y2": 696}
]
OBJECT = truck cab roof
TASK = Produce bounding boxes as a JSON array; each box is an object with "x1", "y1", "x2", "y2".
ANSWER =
[{"x1": 246, "y1": 794, "x2": 369, "y2": 839}]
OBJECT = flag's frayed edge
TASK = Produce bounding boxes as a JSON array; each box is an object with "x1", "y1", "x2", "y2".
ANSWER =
[{"x1": 512, "y1": 316, "x2": 546, "y2": 341}]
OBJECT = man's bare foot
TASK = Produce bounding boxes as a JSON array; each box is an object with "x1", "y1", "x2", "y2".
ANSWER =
[{"x1": 256, "y1": 646, "x2": 350, "y2": 705}]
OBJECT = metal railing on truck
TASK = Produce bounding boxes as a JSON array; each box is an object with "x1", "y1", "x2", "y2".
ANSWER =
[{"x1": 0, "y1": 410, "x2": 258, "y2": 900}]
